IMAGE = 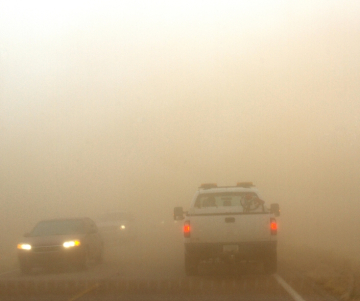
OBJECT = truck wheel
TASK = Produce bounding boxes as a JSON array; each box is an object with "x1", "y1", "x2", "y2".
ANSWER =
[
  {"x1": 263, "y1": 252, "x2": 277, "y2": 274},
  {"x1": 185, "y1": 254, "x2": 199, "y2": 276}
]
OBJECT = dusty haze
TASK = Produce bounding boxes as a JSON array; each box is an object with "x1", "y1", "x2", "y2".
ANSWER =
[{"x1": 1, "y1": 1, "x2": 360, "y2": 256}]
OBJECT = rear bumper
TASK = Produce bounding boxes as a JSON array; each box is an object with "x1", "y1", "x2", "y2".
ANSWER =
[{"x1": 184, "y1": 241, "x2": 277, "y2": 260}]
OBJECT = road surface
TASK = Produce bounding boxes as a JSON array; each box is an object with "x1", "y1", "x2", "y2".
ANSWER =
[{"x1": 0, "y1": 225, "x2": 337, "y2": 300}]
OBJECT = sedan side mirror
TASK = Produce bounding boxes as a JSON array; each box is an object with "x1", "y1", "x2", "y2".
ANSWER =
[
  {"x1": 270, "y1": 203, "x2": 280, "y2": 217},
  {"x1": 173, "y1": 207, "x2": 184, "y2": 220}
]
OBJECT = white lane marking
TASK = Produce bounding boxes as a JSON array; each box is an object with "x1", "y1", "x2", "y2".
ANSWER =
[
  {"x1": 0, "y1": 269, "x2": 19, "y2": 276},
  {"x1": 274, "y1": 274, "x2": 306, "y2": 301}
]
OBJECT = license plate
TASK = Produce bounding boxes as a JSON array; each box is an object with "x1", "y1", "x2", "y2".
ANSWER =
[{"x1": 223, "y1": 245, "x2": 239, "y2": 253}]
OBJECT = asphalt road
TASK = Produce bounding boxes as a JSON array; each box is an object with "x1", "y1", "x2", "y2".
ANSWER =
[{"x1": 0, "y1": 226, "x2": 337, "y2": 301}]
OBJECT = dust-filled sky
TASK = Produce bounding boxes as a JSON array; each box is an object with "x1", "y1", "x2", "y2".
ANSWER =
[{"x1": 1, "y1": 1, "x2": 360, "y2": 251}]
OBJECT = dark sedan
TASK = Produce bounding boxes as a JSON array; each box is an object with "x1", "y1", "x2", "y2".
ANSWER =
[{"x1": 17, "y1": 217, "x2": 104, "y2": 274}]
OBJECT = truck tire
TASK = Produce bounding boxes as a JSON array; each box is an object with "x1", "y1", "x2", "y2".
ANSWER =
[
  {"x1": 263, "y1": 252, "x2": 277, "y2": 274},
  {"x1": 185, "y1": 254, "x2": 199, "y2": 276}
]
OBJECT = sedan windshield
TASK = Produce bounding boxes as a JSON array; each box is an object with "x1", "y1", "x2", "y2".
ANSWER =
[{"x1": 30, "y1": 220, "x2": 85, "y2": 236}]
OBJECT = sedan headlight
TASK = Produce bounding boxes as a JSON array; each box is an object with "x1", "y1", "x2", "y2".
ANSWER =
[
  {"x1": 63, "y1": 240, "x2": 81, "y2": 248},
  {"x1": 17, "y1": 244, "x2": 31, "y2": 250},
  {"x1": 120, "y1": 225, "x2": 126, "y2": 230}
]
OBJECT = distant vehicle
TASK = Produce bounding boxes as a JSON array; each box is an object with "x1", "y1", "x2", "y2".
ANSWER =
[
  {"x1": 174, "y1": 182, "x2": 280, "y2": 275},
  {"x1": 96, "y1": 211, "x2": 137, "y2": 242},
  {"x1": 17, "y1": 217, "x2": 104, "y2": 274}
]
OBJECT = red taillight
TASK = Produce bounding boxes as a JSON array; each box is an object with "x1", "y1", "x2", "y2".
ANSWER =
[
  {"x1": 184, "y1": 221, "x2": 190, "y2": 238},
  {"x1": 270, "y1": 218, "x2": 277, "y2": 235}
]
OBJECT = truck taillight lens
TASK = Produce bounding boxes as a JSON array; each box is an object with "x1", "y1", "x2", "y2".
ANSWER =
[
  {"x1": 270, "y1": 218, "x2": 277, "y2": 235},
  {"x1": 184, "y1": 221, "x2": 190, "y2": 238}
]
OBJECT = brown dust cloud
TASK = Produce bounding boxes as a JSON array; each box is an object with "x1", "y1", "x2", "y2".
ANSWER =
[{"x1": 0, "y1": 1, "x2": 360, "y2": 259}]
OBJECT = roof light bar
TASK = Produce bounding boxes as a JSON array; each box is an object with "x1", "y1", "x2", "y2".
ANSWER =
[
  {"x1": 236, "y1": 182, "x2": 254, "y2": 188},
  {"x1": 199, "y1": 183, "x2": 217, "y2": 189}
]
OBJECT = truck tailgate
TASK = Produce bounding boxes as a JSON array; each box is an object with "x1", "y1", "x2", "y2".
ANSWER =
[{"x1": 189, "y1": 213, "x2": 272, "y2": 243}]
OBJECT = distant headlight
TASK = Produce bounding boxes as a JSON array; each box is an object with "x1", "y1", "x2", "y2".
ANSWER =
[
  {"x1": 17, "y1": 244, "x2": 31, "y2": 250},
  {"x1": 120, "y1": 225, "x2": 126, "y2": 230},
  {"x1": 63, "y1": 240, "x2": 81, "y2": 248}
]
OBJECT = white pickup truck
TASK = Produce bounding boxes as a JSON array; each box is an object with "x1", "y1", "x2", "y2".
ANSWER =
[{"x1": 174, "y1": 183, "x2": 280, "y2": 275}]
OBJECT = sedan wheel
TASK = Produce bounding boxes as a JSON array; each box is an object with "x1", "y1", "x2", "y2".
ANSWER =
[
  {"x1": 78, "y1": 248, "x2": 91, "y2": 270},
  {"x1": 20, "y1": 262, "x2": 32, "y2": 275}
]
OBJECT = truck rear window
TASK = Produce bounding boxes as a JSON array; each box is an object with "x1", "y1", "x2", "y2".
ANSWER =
[{"x1": 194, "y1": 192, "x2": 264, "y2": 211}]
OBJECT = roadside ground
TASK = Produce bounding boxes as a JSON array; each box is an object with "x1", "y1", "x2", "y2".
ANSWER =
[{"x1": 279, "y1": 243, "x2": 359, "y2": 300}]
